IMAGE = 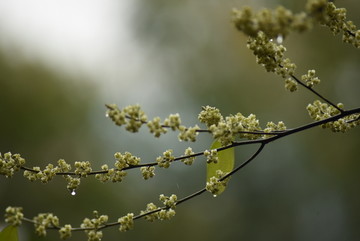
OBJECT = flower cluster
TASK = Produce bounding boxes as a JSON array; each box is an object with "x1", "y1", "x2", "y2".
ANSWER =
[
  {"x1": 5, "y1": 206, "x2": 24, "y2": 226},
  {"x1": 94, "y1": 164, "x2": 112, "y2": 182},
  {"x1": 302, "y1": 69, "x2": 320, "y2": 88},
  {"x1": 206, "y1": 109, "x2": 262, "y2": 145},
  {"x1": 95, "y1": 167, "x2": 126, "y2": 183},
  {"x1": 163, "y1": 113, "x2": 181, "y2": 130},
  {"x1": 140, "y1": 203, "x2": 159, "y2": 222},
  {"x1": 59, "y1": 224, "x2": 72, "y2": 240},
  {"x1": 95, "y1": 152, "x2": 140, "y2": 183},
  {"x1": 0, "y1": 152, "x2": 25, "y2": 178},
  {"x1": 198, "y1": 105, "x2": 224, "y2": 128},
  {"x1": 233, "y1": 1, "x2": 360, "y2": 48},
  {"x1": 140, "y1": 194, "x2": 177, "y2": 222},
  {"x1": 113, "y1": 152, "x2": 139, "y2": 181},
  {"x1": 23, "y1": 159, "x2": 72, "y2": 183},
  {"x1": 178, "y1": 125, "x2": 200, "y2": 142},
  {"x1": 74, "y1": 161, "x2": 92, "y2": 177},
  {"x1": 148, "y1": 114, "x2": 193, "y2": 139},
  {"x1": 147, "y1": 117, "x2": 167, "y2": 137},
  {"x1": 23, "y1": 166, "x2": 41, "y2": 181},
  {"x1": 140, "y1": 166, "x2": 155, "y2": 180},
  {"x1": 156, "y1": 149, "x2": 175, "y2": 168},
  {"x1": 247, "y1": 32, "x2": 297, "y2": 80},
  {"x1": 307, "y1": 101, "x2": 359, "y2": 132},
  {"x1": 33, "y1": 213, "x2": 60, "y2": 237},
  {"x1": 157, "y1": 208, "x2": 176, "y2": 221},
  {"x1": 232, "y1": 6, "x2": 312, "y2": 39},
  {"x1": 307, "y1": 0, "x2": 360, "y2": 48},
  {"x1": 81, "y1": 211, "x2": 108, "y2": 241},
  {"x1": 284, "y1": 77, "x2": 298, "y2": 92},
  {"x1": 118, "y1": 213, "x2": 134, "y2": 232},
  {"x1": 114, "y1": 152, "x2": 140, "y2": 168},
  {"x1": 181, "y1": 147, "x2": 196, "y2": 165},
  {"x1": 206, "y1": 170, "x2": 229, "y2": 196},
  {"x1": 106, "y1": 104, "x2": 147, "y2": 132},
  {"x1": 204, "y1": 149, "x2": 218, "y2": 164},
  {"x1": 39, "y1": 164, "x2": 58, "y2": 183},
  {"x1": 307, "y1": 100, "x2": 342, "y2": 120},
  {"x1": 263, "y1": 121, "x2": 287, "y2": 137},
  {"x1": 159, "y1": 194, "x2": 177, "y2": 209},
  {"x1": 106, "y1": 104, "x2": 202, "y2": 142},
  {"x1": 65, "y1": 175, "x2": 81, "y2": 192}
]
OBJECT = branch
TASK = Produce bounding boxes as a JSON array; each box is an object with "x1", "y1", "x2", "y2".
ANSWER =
[{"x1": 289, "y1": 73, "x2": 343, "y2": 113}]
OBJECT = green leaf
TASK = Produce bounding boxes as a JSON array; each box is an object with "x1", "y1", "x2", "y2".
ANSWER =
[
  {"x1": 206, "y1": 139, "x2": 235, "y2": 195},
  {"x1": 0, "y1": 225, "x2": 18, "y2": 241}
]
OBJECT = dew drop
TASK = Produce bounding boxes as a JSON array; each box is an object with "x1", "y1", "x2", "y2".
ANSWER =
[
  {"x1": 105, "y1": 113, "x2": 109, "y2": 118},
  {"x1": 276, "y1": 35, "x2": 283, "y2": 44},
  {"x1": 71, "y1": 190, "x2": 76, "y2": 196},
  {"x1": 213, "y1": 194, "x2": 217, "y2": 198}
]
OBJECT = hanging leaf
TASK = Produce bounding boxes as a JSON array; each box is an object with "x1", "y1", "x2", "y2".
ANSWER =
[
  {"x1": 0, "y1": 225, "x2": 18, "y2": 241},
  {"x1": 206, "y1": 139, "x2": 235, "y2": 196}
]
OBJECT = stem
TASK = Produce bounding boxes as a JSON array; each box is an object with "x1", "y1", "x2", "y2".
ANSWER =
[
  {"x1": 289, "y1": 74, "x2": 343, "y2": 113},
  {"x1": 221, "y1": 143, "x2": 265, "y2": 181}
]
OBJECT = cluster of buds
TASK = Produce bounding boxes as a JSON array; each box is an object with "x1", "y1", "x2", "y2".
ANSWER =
[
  {"x1": 81, "y1": 211, "x2": 108, "y2": 241},
  {"x1": 65, "y1": 175, "x2": 81, "y2": 193},
  {"x1": 208, "y1": 111, "x2": 262, "y2": 145},
  {"x1": 307, "y1": 0, "x2": 360, "y2": 48},
  {"x1": 106, "y1": 104, "x2": 147, "y2": 132},
  {"x1": 23, "y1": 159, "x2": 71, "y2": 184},
  {"x1": 140, "y1": 194, "x2": 177, "y2": 222},
  {"x1": 302, "y1": 69, "x2": 320, "y2": 88},
  {"x1": 204, "y1": 149, "x2": 218, "y2": 164},
  {"x1": 198, "y1": 105, "x2": 224, "y2": 128},
  {"x1": 206, "y1": 170, "x2": 229, "y2": 196},
  {"x1": 59, "y1": 224, "x2": 72, "y2": 239},
  {"x1": 247, "y1": 32, "x2": 297, "y2": 83},
  {"x1": 33, "y1": 213, "x2": 60, "y2": 237},
  {"x1": 263, "y1": 121, "x2": 287, "y2": 138},
  {"x1": 147, "y1": 117, "x2": 167, "y2": 137},
  {"x1": 156, "y1": 149, "x2": 175, "y2": 168},
  {"x1": 74, "y1": 161, "x2": 92, "y2": 177},
  {"x1": 140, "y1": 166, "x2": 155, "y2": 180},
  {"x1": 307, "y1": 101, "x2": 359, "y2": 132},
  {"x1": 232, "y1": 5, "x2": 312, "y2": 39},
  {"x1": 177, "y1": 125, "x2": 200, "y2": 142},
  {"x1": 0, "y1": 152, "x2": 25, "y2": 178},
  {"x1": 181, "y1": 147, "x2": 196, "y2": 165},
  {"x1": 106, "y1": 104, "x2": 201, "y2": 141},
  {"x1": 307, "y1": 100, "x2": 343, "y2": 121},
  {"x1": 114, "y1": 152, "x2": 140, "y2": 169},
  {"x1": 95, "y1": 152, "x2": 140, "y2": 183},
  {"x1": 5, "y1": 206, "x2": 24, "y2": 226},
  {"x1": 118, "y1": 213, "x2": 134, "y2": 232}
]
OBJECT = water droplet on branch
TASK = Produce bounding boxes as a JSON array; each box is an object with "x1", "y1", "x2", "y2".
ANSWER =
[
  {"x1": 71, "y1": 190, "x2": 76, "y2": 196},
  {"x1": 276, "y1": 35, "x2": 283, "y2": 44}
]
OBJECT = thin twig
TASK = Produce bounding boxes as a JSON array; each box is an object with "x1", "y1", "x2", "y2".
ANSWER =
[{"x1": 289, "y1": 74, "x2": 343, "y2": 113}]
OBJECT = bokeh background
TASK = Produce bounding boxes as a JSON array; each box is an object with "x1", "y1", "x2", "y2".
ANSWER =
[{"x1": 0, "y1": 0, "x2": 359, "y2": 240}]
